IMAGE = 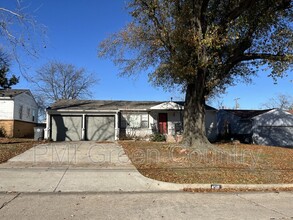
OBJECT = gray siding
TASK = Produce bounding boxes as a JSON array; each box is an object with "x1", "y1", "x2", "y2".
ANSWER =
[
  {"x1": 253, "y1": 126, "x2": 293, "y2": 147},
  {"x1": 253, "y1": 110, "x2": 293, "y2": 147},
  {"x1": 217, "y1": 110, "x2": 253, "y2": 137}
]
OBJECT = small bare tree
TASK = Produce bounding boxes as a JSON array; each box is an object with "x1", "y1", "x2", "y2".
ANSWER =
[
  {"x1": 262, "y1": 94, "x2": 293, "y2": 110},
  {"x1": 30, "y1": 61, "x2": 98, "y2": 120}
]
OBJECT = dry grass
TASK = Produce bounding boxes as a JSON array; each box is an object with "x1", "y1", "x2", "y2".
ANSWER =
[
  {"x1": 120, "y1": 141, "x2": 293, "y2": 184},
  {"x1": 0, "y1": 138, "x2": 40, "y2": 163},
  {"x1": 1, "y1": 138, "x2": 292, "y2": 185},
  {"x1": 183, "y1": 187, "x2": 293, "y2": 193}
]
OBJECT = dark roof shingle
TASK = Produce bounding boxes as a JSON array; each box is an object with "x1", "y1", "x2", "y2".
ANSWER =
[
  {"x1": 0, "y1": 89, "x2": 31, "y2": 98},
  {"x1": 49, "y1": 100, "x2": 164, "y2": 110},
  {"x1": 222, "y1": 109, "x2": 272, "y2": 119},
  {"x1": 49, "y1": 99, "x2": 216, "y2": 111}
]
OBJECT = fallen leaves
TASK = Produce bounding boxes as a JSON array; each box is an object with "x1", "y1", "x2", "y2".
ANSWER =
[
  {"x1": 183, "y1": 187, "x2": 293, "y2": 193},
  {"x1": 120, "y1": 141, "x2": 293, "y2": 184},
  {"x1": 0, "y1": 138, "x2": 40, "y2": 163}
]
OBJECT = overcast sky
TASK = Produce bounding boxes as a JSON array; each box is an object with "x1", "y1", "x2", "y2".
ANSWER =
[{"x1": 2, "y1": 0, "x2": 292, "y2": 109}]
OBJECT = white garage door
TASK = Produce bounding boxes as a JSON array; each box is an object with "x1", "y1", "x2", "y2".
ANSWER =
[
  {"x1": 51, "y1": 115, "x2": 82, "y2": 141},
  {"x1": 86, "y1": 116, "x2": 115, "y2": 141}
]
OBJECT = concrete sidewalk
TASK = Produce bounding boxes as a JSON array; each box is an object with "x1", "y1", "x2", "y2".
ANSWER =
[
  {"x1": 1, "y1": 192, "x2": 293, "y2": 219},
  {"x1": 0, "y1": 142, "x2": 292, "y2": 193}
]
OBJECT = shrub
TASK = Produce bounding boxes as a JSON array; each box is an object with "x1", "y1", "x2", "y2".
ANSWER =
[
  {"x1": 0, "y1": 127, "x2": 7, "y2": 138},
  {"x1": 150, "y1": 133, "x2": 166, "y2": 142}
]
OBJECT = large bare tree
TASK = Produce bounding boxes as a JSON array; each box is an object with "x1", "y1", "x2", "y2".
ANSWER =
[
  {"x1": 98, "y1": 0, "x2": 292, "y2": 148},
  {"x1": 0, "y1": 0, "x2": 46, "y2": 70},
  {"x1": 31, "y1": 61, "x2": 98, "y2": 119}
]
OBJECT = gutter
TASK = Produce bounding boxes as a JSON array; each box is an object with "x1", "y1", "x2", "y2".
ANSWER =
[
  {"x1": 0, "y1": 97, "x2": 14, "y2": 100},
  {"x1": 47, "y1": 109, "x2": 119, "y2": 114}
]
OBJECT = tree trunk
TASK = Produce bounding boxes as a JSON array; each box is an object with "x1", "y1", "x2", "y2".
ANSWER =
[{"x1": 182, "y1": 75, "x2": 210, "y2": 148}]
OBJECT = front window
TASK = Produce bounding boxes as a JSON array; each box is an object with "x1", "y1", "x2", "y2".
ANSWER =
[
  {"x1": 141, "y1": 114, "x2": 148, "y2": 128},
  {"x1": 122, "y1": 113, "x2": 149, "y2": 128},
  {"x1": 26, "y1": 108, "x2": 31, "y2": 119},
  {"x1": 128, "y1": 114, "x2": 141, "y2": 128},
  {"x1": 32, "y1": 110, "x2": 36, "y2": 122},
  {"x1": 19, "y1": 105, "x2": 23, "y2": 119}
]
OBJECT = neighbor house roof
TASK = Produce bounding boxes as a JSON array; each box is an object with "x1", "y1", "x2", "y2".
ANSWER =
[
  {"x1": 0, "y1": 89, "x2": 32, "y2": 98},
  {"x1": 220, "y1": 109, "x2": 273, "y2": 119},
  {"x1": 48, "y1": 99, "x2": 216, "y2": 111}
]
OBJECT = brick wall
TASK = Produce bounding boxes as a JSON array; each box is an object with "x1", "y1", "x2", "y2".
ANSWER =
[
  {"x1": 0, "y1": 120, "x2": 36, "y2": 138},
  {"x1": 13, "y1": 120, "x2": 36, "y2": 138}
]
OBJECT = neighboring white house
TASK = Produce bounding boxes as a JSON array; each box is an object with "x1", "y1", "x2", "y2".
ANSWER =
[
  {"x1": 217, "y1": 109, "x2": 293, "y2": 147},
  {"x1": 0, "y1": 89, "x2": 38, "y2": 137},
  {"x1": 45, "y1": 100, "x2": 218, "y2": 142}
]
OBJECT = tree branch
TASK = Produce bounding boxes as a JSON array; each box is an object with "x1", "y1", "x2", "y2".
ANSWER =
[
  {"x1": 225, "y1": 0, "x2": 255, "y2": 24},
  {"x1": 200, "y1": 0, "x2": 210, "y2": 35},
  {"x1": 140, "y1": 0, "x2": 174, "y2": 53},
  {"x1": 239, "y1": 53, "x2": 293, "y2": 62},
  {"x1": 0, "y1": 7, "x2": 23, "y2": 18}
]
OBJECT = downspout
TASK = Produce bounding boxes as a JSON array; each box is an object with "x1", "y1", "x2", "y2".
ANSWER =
[
  {"x1": 45, "y1": 111, "x2": 50, "y2": 140},
  {"x1": 82, "y1": 114, "x2": 86, "y2": 140},
  {"x1": 115, "y1": 111, "x2": 120, "y2": 141}
]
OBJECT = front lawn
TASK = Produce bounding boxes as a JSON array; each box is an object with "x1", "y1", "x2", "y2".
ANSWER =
[
  {"x1": 0, "y1": 138, "x2": 40, "y2": 163},
  {"x1": 120, "y1": 141, "x2": 293, "y2": 184}
]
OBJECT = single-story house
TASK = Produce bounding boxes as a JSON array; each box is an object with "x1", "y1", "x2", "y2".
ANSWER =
[
  {"x1": 217, "y1": 109, "x2": 293, "y2": 147},
  {"x1": 0, "y1": 89, "x2": 38, "y2": 138},
  {"x1": 45, "y1": 100, "x2": 218, "y2": 142}
]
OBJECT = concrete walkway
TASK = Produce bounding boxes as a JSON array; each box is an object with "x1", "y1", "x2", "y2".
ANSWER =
[{"x1": 0, "y1": 142, "x2": 292, "y2": 193}]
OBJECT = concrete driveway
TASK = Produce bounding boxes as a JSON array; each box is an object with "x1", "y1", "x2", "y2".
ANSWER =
[{"x1": 0, "y1": 142, "x2": 200, "y2": 192}]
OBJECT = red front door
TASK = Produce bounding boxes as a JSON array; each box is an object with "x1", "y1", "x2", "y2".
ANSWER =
[{"x1": 158, "y1": 113, "x2": 168, "y2": 134}]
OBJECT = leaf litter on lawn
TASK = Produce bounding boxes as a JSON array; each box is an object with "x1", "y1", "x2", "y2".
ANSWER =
[
  {"x1": 0, "y1": 138, "x2": 41, "y2": 163},
  {"x1": 120, "y1": 141, "x2": 293, "y2": 184}
]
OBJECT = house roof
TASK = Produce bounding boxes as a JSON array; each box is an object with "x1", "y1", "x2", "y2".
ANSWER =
[
  {"x1": 205, "y1": 105, "x2": 217, "y2": 111},
  {"x1": 0, "y1": 89, "x2": 32, "y2": 98},
  {"x1": 220, "y1": 109, "x2": 273, "y2": 119},
  {"x1": 49, "y1": 100, "x2": 164, "y2": 111},
  {"x1": 48, "y1": 99, "x2": 216, "y2": 111}
]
